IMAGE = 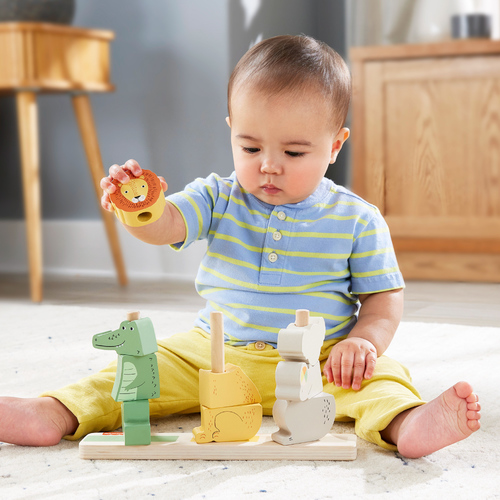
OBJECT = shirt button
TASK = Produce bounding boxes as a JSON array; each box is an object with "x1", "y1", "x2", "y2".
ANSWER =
[
  {"x1": 277, "y1": 211, "x2": 286, "y2": 221},
  {"x1": 272, "y1": 231, "x2": 282, "y2": 241},
  {"x1": 268, "y1": 252, "x2": 278, "y2": 263},
  {"x1": 255, "y1": 341, "x2": 266, "y2": 350}
]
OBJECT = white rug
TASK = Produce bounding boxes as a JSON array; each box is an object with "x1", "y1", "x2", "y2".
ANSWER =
[{"x1": 0, "y1": 303, "x2": 498, "y2": 500}]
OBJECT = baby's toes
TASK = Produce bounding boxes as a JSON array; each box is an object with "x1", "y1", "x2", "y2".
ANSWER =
[
  {"x1": 467, "y1": 417, "x2": 481, "y2": 431},
  {"x1": 466, "y1": 392, "x2": 478, "y2": 403},
  {"x1": 468, "y1": 401, "x2": 480, "y2": 411},
  {"x1": 467, "y1": 408, "x2": 480, "y2": 419},
  {"x1": 466, "y1": 399, "x2": 480, "y2": 431}
]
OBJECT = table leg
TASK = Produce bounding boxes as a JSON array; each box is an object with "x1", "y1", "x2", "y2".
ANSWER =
[
  {"x1": 16, "y1": 92, "x2": 43, "y2": 302},
  {"x1": 71, "y1": 93, "x2": 128, "y2": 286}
]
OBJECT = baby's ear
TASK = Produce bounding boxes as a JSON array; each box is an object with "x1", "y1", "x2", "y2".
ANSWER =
[
  {"x1": 225, "y1": 116, "x2": 231, "y2": 128},
  {"x1": 329, "y1": 128, "x2": 350, "y2": 164}
]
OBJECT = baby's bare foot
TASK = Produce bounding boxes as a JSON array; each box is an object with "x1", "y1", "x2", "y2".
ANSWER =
[
  {"x1": 0, "y1": 397, "x2": 78, "y2": 446},
  {"x1": 394, "y1": 381, "x2": 480, "y2": 459}
]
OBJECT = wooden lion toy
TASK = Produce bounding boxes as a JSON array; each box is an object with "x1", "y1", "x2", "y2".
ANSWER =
[{"x1": 109, "y1": 169, "x2": 166, "y2": 227}]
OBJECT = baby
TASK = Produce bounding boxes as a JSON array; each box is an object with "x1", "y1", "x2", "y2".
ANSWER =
[{"x1": 0, "y1": 35, "x2": 480, "y2": 459}]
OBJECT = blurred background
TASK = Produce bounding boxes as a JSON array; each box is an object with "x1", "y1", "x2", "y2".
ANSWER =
[{"x1": 1, "y1": 0, "x2": 499, "y2": 282}]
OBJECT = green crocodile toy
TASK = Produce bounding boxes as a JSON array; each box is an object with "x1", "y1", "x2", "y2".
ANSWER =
[{"x1": 92, "y1": 312, "x2": 160, "y2": 445}]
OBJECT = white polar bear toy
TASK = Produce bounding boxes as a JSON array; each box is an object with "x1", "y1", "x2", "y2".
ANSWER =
[{"x1": 272, "y1": 310, "x2": 336, "y2": 446}]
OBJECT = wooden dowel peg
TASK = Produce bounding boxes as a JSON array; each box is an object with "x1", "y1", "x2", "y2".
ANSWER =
[
  {"x1": 210, "y1": 311, "x2": 225, "y2": 373},
  {"x1": 126, "y1": 311, "x2": 140, "y2": 321},
  {"x1": 295, "y1": 309, "x2": 310, "y2": 327}
]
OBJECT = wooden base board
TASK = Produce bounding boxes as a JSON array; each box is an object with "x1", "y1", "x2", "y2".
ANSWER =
[{"x1": 79, "y1": 432, "x2": 357, "y2": 461}]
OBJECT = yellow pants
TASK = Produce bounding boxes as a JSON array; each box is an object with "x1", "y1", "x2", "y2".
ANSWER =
[{"x1": 41, "y1": 328, "x2": 424, "y2": 450}]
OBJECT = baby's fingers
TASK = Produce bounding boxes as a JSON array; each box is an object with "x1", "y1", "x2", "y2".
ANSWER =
[
  {"x1": 323, "y1": 357, "x2": 333, "y2": 384},
  {"x1": 100, "y1": 175, "x2": 116, "y2": 194},
  {"x1": 123, "y1": 159, "x2": 143, "y2": 177},
  {"x1": 340, "y1": 352, "x2": 355, "y2": 389},
  {"x1": 100, "y1": 163, "x2": 128, "y2": 197},
  {"x1": 323, "y1": 355, "x2": 340, "y2": 386},
  {"x1": 351, "y1": 355, "x2": 367, "y2": 391},
  {"x1": 101, "y1": 192, "x2": 113, "y2": 212},
  {"x1": 363, "y1": 351, "x2": 377, "y2": 381},
  {"x1": 332, "y1": 356, "x2": 344, "y2": 388},
  {"x1": 158, "y1": 176, "x2": 168, "y2": 192},
  {"x1": 109, "y1": 163, "x2": 131, "y2": 184}
]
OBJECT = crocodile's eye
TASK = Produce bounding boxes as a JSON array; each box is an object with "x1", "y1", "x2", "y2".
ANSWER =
[
  {"x1": 122, "y1": 326, "x2": 125, "y2": 330},
  {"x1": 130, "y1": 327, "x2": 134, "y2": 331}
]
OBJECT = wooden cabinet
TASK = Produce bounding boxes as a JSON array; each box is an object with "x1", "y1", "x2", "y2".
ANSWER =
[{"x1": 350, "y1": 41, "x2": 500, "y2": 282}]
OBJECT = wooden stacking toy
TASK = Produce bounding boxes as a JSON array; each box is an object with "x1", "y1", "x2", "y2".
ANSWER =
[
  {"x1": 272, "y1": 309, "x2": 336, "y2": 445},
  {"x1": 79, "y1": 311, "x2": 357, "y2": 460},
  {"x1": 193, "y1": 311, "x2": 263, "y2": 443},
  {"x1": 109, "y1": 169, "x2": 166, "y2": 227}
]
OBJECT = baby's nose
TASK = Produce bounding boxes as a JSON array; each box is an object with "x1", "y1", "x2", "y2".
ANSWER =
[{"x1": 261, "y1": 158, "x2": 282, "y2": 174}]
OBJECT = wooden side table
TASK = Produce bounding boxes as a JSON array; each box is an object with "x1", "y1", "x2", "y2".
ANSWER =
[{"x1": 0, "y1": 22, "x2": 127, "y2": 301}]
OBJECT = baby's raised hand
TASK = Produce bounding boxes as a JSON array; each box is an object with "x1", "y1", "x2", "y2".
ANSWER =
[
  {"x1": 100, "y1": 159, "x2": 168, "y2": 211},
  {"x1": 323, "y1": 337, "x2": 377, "y2": 391}
]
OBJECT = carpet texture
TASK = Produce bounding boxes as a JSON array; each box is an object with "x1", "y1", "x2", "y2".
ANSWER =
[{"x1": 0, "y1": 303, "x2": 497, "y2": 499}]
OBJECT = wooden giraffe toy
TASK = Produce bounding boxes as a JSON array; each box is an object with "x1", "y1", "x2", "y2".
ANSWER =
[
  {"x1": 272, "y1": 309, "x2": 336, "y2": 445},
  {"x1": 92, "y1": 311, "x2": 160, "y2": 445},
  {"x1": 193, "y1": 311, "x2": 263, "y2": 443}
]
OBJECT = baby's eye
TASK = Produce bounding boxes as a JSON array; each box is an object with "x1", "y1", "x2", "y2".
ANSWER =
[
  {"x1": 243, "y1": 147, "x2": 260, "y2": 154},
  {"x1": 285, "y1": 151, "x2": 306, "y2": 157}
]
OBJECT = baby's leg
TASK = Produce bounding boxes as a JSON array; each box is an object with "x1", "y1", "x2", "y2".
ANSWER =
[
  {"x1": 321, "y1": 350, "x2": 480, "y2": 458},
  {"x1": 0, "y1": 396, "x2": 78, "y2": 446},
  {"x1": 381, "y1": 381, "x2": 480, "y2": 459},
  {"x1": 321, "y1": 355, "x2": 425, "y2": 451}
]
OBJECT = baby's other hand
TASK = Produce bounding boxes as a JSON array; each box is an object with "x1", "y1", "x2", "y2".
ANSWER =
[{"x1": 323, "y1": 337, "x2": 377, "y2": 391}]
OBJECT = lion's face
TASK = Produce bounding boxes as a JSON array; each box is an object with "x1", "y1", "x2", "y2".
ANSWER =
[
  {"x1": 120, "y1": 176, "x2": 148, "y2": 203},
  {"x1": 110, "y1": 169, "x2": 163, "y2": 214}
]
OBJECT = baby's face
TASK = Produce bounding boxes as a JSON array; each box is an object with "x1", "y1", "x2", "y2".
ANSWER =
[{"x1": 227, "y1": 86, "x2": 348, "y2": 206}]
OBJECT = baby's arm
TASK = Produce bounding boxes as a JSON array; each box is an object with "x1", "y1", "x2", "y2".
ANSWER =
[
  {"x1": 323, "y1": 288, "x2": 404, "y2": 391},
  {"x1": 100, "y1": 159, "x2": 186, "y2": 246}
]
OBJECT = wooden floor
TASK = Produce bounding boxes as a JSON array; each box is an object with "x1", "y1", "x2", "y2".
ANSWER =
[{"x1": 0, "y1": 273, "x2": 499, "y2": 327}]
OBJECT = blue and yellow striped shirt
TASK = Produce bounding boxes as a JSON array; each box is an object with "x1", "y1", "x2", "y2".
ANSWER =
[{"x1": 167, "y1": 172, "x2": 404, "y2": 346}]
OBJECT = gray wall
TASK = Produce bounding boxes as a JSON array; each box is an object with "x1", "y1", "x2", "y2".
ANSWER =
[{"x1": 0, "y1": 0, "x2": 347, "y2": 221}]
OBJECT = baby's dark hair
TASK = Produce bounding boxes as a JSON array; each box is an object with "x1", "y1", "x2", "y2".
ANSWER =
[{"x1": 228, "y1": 35, "x2": 351, "y2": 132}]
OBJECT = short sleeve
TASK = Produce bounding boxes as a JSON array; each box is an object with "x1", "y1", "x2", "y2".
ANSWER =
[
  {"x1": 166, "y1": 174, "x2": 221, "y2": 251},
  {"x1": 349, "y1": 211, "x2": 405, "y2": 294}
]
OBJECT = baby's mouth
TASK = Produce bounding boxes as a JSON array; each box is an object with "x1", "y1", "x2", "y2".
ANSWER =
[{"x1": 262, "y1": 184, "x2": 281, "y2": 194}]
